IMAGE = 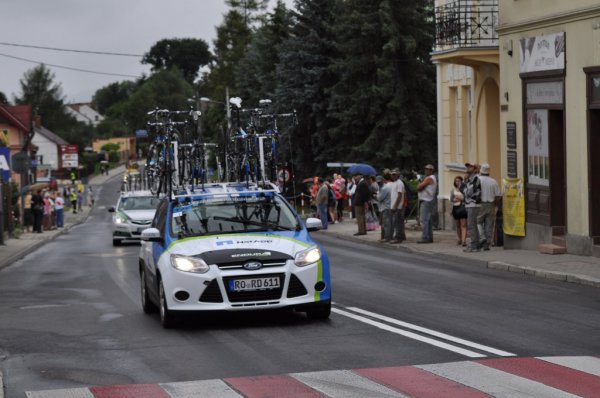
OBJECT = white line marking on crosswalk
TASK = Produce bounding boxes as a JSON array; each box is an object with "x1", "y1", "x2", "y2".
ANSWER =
[
  {"x1": 332, "y1": 308, "x2": 487, "y2": 358},
  {"x1": 344, "y1": 306, "x2": 516, "y2": 357},
  {"x1": 539, "y1": 356, "x2": 600, "y2": 376}
]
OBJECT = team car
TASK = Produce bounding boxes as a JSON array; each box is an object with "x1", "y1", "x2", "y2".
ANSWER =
[
  {"x1": 138, "y1": 183, "x2": 331, "y2": 328},
  {"x1": 109, "y1": 191, "x2": 161, "y2": 246}
]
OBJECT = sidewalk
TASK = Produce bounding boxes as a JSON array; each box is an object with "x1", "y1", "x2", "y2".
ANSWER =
[
  {"x1": 0, "y1": 164, "x2": 126, "y2": 271},
  {"x1": 317, "y1": 218, "x2": 600, "y2": 289}
]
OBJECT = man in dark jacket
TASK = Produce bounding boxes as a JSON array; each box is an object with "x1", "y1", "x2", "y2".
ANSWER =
[{"x1": 352, "y1": 172, "x2": 371, "y2": 235}]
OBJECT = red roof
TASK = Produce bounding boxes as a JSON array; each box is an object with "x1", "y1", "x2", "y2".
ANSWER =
[{"x1": 0, "y1": 104, "x2": 31, "y2": 132}]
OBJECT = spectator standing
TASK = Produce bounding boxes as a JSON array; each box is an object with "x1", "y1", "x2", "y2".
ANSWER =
[
  {"x1": 88, "y1": 186, "x2": 95, "y2": 207},
  {"x1": 463, "y1": 162, "x2": 482, "y2": 252},
  {"x1": 450, "y1": 176, "x2": 468, "y2": 246},
  {"x1": 55, "y1": 191, "x2": 65, "y2": 228},
  {"x1": 333, "y1": 173, "x2": 346, "y2": 222},
  {"x1": 377, "y1": 174, "x2": 393, "y2": 242},
  {"x1": 42, "y1": 192, "x2": 52, "y2": 231},
  {"x1": 315, "y1": 178, "x2": 329, "y2": 230},
  {"x1": 352, "y1": 172, "x2": 371, "y2": 236},
  {"x1": 416, "y1": 164, "x2": 437, "y2": 243},
  {"x1": 389, "y1": 168, "x2": 406, "y2": 244},
  {"x1": 347, "y1": 177, "x2": 357, "y2": 219},
  {"x1": 31, "y1": 189, "x2": 44, "y2": 233},
  {"x1": 23, "y1": 191, "x2": 33, "y2": 232},
  {"x1": 77, "y1": 189, "x2": 83, "y2": 211},
  {"x1": 326, "y1": 178, "x2": 337, "y2": 223},
  {"x1": 477, "y1": 163, "x2": 500, "y2": 250}
]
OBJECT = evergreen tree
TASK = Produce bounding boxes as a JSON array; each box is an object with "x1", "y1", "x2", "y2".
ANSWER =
[
  {"x1": 226, "y1": 0, "x2": 269, "y2": 27},
  {"x1": 14, "y1": 64, "x2": 77, "y2": 133},
  {"x1": 0, "y1": 91, "x2": 8, "y2": 105},
  {"x1": 236, "y1": 0, "x2": 292, "y2": 104},
  {"x1": 327, "y1": 0, "x2": 386, "y2": 168},
  {"x1": 275, "y1": 0, "x2": 340, "y2": 176}
]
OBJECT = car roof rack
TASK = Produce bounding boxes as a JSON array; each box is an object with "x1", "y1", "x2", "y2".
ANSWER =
[{"x1": 170, "y1": 181, "x2": 279, "y2": 201}]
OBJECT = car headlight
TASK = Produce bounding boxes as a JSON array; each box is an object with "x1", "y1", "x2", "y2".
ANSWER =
[
  {"x1": 170, "y1": 254, "x2": 210, "y2": 273},
  {"x1": 294, "y1": 246, "x2": 321, "y2": 267},
  {"x1": 115, "y1": 213, "x2": 129, "y2": 224}
]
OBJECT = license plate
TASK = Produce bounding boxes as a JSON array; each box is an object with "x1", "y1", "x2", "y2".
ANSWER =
[{"x1": 229, "y1": 277, "x2": 280, "y2": 292}]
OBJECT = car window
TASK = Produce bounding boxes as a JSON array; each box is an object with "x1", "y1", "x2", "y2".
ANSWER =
[
  {"x1": 170, "y1": 194, "x2": 298, "y2": 238},
  {"x1": 152, "y1": 199, "x2": 168, "y2": 233},
  {"x1": 120, "y1": 196, "x2": 161, "y2": 211}
]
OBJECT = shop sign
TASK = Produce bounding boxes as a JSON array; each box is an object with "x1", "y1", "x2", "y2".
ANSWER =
[
  {"x1": 526, "y1": 81, "x2": 563, "y2": 104},
  {"x1": 519, "y1": 32, "x2": 565, "y2": 73}
]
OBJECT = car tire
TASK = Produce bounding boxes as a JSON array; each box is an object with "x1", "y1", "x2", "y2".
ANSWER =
[
  {"x1": 113, "y1": 239, "x2": 121, "y2": 246},
  {"x1": 159, "y1": 280, "x2": 177, "y2": 328},
  {"x1": 140, "y1": 268, "x2": 156, "y2": 314},
  {"x1": 306, "y1": 300, "x2": 331, "y2": 320}
]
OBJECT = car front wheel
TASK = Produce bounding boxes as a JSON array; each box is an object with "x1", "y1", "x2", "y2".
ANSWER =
[
  {"x1": 159, "y1": 280, "x2": 177, "y2": 328},
  {"x1": 306, "y1": 300, "x2": 331, "y2": 320},
  {"x1": 140, "y1": 267, "x2": 156, "y2": 314}
]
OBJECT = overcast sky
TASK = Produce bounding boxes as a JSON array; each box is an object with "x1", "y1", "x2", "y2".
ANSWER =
[{"x1": 0, "y1": 0, "x2": 292, "y2": 104}]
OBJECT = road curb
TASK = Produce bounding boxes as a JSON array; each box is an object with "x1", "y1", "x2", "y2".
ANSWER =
[{"x1": 322, "y1": 231, "x2": 600, "y2": 289}]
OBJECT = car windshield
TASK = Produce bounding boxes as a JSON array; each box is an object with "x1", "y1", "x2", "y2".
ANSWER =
[
  {"x1": 170, "y1": 194, "x2": 298, "y2": 238},
  {"x1": 119, "y1": 196, "x2": 161, "y2": 211}
]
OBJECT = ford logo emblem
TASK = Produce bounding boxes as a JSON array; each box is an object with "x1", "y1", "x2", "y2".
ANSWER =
[{"x1": 243, "y1": 261, "x2": 263, "y2": 270}]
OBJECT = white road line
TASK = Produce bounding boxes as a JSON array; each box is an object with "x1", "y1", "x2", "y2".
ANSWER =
[
  {"x1": 332, "y1": 308, "x2": 487, "y2": 358},
  {"x1": 291, "y1": 369, "x2": 409, "y2": 398},
  {"x1": 25, "y1": 388, "x2": 95, "y2": 398},
  {"x1": 539, "y1": 356, "x2": 600, "y2": 376},
  {"x1": 418, "y1": 361, "x2": 580, "y2": 398},
  {"x1": 161, "y1": 379, "x2": 242, "y2": 398},
  {"x1": 344, "y1": 306, "x2": 516, "y2": 357}
]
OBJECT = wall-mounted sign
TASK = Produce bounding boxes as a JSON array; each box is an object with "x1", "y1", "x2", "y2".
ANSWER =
[
  {"x1": 506, "y1": 122, "x2": 517, "y2": 149},
  {"x1": 519, "y1": 32, "x2": 565, "y2": 73},
  {"x1": 507, "y1": 150, "x2": 517, "y2": 178},
  {"x1": 526, "y1": 81, "x2": 563, "y2": 104}
]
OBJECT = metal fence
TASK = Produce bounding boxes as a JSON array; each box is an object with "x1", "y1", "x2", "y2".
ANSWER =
[{"x1": 435, "y1": 0, "x2": 498, "y2": 48}]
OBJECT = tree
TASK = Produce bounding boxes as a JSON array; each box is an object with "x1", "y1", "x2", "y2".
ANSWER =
[
  {"x1": 0, "y1": 91, "x2": 8, "y2": 105},
  {"x1": 92, "y1": 80, "x2": 139, "y2": 115},
  {"x1": 275, "y1": 0, "x2": 340, "y2": 175},
  {"x1": 327, "y1": 0, "x2": 437, "y2": 171},
  {"x1": 142, "y1": 38, "x2": 211, "y2": 84},
  {"x1": 13, "y1": 64, "x2": 76, "y2": 133},
  {"x1": 226, "y1": 0, "x2": 269, "y2": 26},
  {"x1": 236, "y1": 0, "x2": 292, "y2": 104}
]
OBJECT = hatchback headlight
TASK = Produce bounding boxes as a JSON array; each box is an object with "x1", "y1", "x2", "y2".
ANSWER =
[
  {"x1": 294, "y1": 246, "x2": 321, "y2": 267},
  {"x1": 115, "y1": 213, "x2": 129, "y2": 224},
  {"x1": 170, "y1": 254, "x2": 210, "y2": 273}
]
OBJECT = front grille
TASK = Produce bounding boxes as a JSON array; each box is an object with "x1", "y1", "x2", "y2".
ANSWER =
[
  {"x1": 132, "y1": 220, "x2": 151, "y2": 225},
  {"x1": 223, "y1": 273, "x2": 284, "y2": 303},
  {"x1": 217, "y1": 260, "x2": 287, "y2": 270},
  {"x1": 199, "y1": 280, "x2": 223, "y2": 303},
  {"x1": 287, "y1": 274, "x2": 308, "y2": 298}
]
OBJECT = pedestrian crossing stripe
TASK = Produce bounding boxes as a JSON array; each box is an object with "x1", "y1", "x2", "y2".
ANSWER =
[{"x1": 25, "y1": 356, "x2": 600, "y2": 397}]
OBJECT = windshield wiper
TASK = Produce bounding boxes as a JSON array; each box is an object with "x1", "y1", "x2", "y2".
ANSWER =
[{"x1": 213, "y1": 216, "x2": 292, "y2": 231}]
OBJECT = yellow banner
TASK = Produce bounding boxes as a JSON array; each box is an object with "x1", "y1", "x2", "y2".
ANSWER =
[{"x1": 503, "y1": 178, "x2": 525, "y2": 237}]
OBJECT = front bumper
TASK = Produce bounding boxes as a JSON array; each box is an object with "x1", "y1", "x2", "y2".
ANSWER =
[{"x1": 159, "y1": 260, "x2": 330, "y2": 311}]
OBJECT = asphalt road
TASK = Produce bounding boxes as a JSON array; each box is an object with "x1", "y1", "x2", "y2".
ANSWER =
[{"x1": 0, "y1": 175, "x2": 599, "y2": 397}]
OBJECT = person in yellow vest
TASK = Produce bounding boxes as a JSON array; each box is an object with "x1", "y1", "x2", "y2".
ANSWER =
[{"x1": 70, "y1": 188, "x2": 77, "y2": 214}]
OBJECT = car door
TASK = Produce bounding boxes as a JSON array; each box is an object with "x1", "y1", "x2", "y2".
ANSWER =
[{"x1": 143, "y1": 199, "x2": 168, "y2": 298}]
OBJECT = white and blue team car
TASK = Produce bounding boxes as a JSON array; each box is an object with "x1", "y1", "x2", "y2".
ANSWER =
[{"x1": 138, "y1": 183, "x2": 331, "y2": 327}]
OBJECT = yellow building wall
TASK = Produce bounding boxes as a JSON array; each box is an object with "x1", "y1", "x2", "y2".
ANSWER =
[{"x1": 498, "y1": 2, "x2": 600, "y2": 237}]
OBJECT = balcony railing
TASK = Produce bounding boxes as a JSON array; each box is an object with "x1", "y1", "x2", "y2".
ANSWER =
[{"x1": 435, "y1": 0, "x2": 498, "y2": 49}]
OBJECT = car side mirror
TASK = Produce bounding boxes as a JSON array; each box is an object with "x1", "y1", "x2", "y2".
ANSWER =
[
  {"x1": 141, "y1": 227, "x2": 162, "y2": 242},
  {"x1": 305, "y1": 217, "x2": 323, "y2": 232},
  {"x1": 108, "y1": 206, "x2": 115, "y2": 212}
]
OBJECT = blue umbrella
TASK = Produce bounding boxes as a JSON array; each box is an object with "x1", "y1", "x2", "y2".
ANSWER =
[{"x1": 346, "y1": 163, "x2": 377, "y2": 176}]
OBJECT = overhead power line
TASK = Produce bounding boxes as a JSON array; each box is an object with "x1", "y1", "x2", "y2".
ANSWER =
[
  {"x1": 0, "y1": 41, "x2": 143, "y2": 57},
  {"x1": 0, "y1": 52, "x2": 143, "y2": 79}
]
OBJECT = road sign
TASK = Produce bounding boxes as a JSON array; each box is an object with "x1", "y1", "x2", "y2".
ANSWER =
[
  {"x1": 278, "y1": 168, "x2": 291, "y2": 183},
  {"x1": 0, "y1": 147, "x2": 10, "y2": 181}
]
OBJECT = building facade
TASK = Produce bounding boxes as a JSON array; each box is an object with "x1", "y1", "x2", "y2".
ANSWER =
[
  {"x1": 432, "y1": 0, "x2": 500, "y2": 228},
  {"x1": 498, "y1": 1, "x2": 600, "y2": 256}
]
